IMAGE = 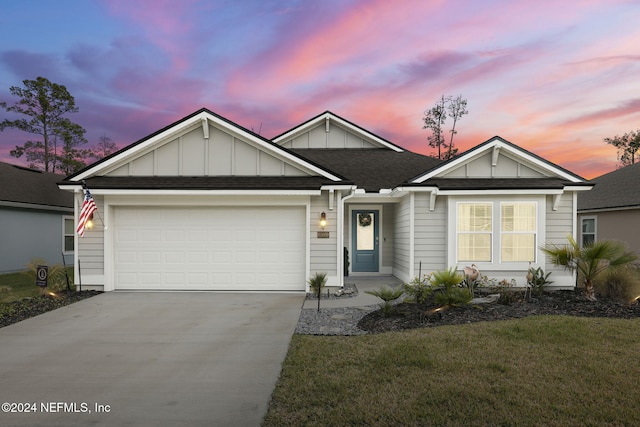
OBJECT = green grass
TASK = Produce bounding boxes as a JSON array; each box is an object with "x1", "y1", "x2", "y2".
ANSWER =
[
  {"x1": 0, "y1": 268, "x2": 74, "y2": 303},
  {"x1": 264, "y1": 316, "x2": 640, "y2": 426}
]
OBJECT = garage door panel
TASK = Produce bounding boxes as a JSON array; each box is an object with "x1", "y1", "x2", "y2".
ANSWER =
[{"x1": 114, "y1": 206, "x2": 305, "y2": 291}]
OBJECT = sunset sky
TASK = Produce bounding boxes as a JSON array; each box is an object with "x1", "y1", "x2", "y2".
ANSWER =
[{"x1": 1, "y1": 0, "x2": 639, "y2": 179}]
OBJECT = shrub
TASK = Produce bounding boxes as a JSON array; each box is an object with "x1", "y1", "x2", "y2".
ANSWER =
[
  {"x1": 403, "y1": 274, "x2": 433, "y2": 304},
  {"x1": 431, "y1": 267, "x2": 464, "y2": 288},
  {"x1": 365, "y1": 286, "x2": 404, "y2": 316},
  {"x1": 595, "y1": 267, "x2": 640, "y2": 304},
  {"x1": 434, "y1": 286, "x2": 472, "y2": 307},
  {"x1": 307, "y1": 272, "x2": 327, "y2": 294},
  {"x1": 528, "y1": 266, "x2": 553, "y2": 297},
  {"x1": 23, "y1": 258, "x2": 68, "y2": 292},
  {"x1": 431, "y1": 267, "x2": 471, "y2": 307}
]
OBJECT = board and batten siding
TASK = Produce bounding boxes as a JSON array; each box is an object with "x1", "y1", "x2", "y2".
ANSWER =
[
  {"x1": 413, "y1": 193, "x2": 447, "y2": 277},
  {"x1": 309, "y1": 192, "x2": 339, "y2": 286},
  {"x1": 106, "y1": 123, "x2": 308, "y2": 177},
  {"x1": 278, "y1": 122, "x2": 380, "y2": 150}
]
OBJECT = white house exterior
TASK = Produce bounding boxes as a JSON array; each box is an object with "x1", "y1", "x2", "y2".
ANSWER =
[{"x1": 59, "y1": 109, "x2": 592, "y2": 292}]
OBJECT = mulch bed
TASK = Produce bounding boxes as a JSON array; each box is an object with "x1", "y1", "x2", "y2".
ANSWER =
[
  {"x1": 358, "y1": 290, "x2": 640, "y2": 333},
  {"x1": 0, "y1": 290, "x2": 102, "y2": 329}
]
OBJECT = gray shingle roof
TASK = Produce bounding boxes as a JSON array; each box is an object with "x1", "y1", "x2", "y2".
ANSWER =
[
  {"x1": 578, "y1": 162, "x2": 640, "y2": 211},
  {"x1": 412, "y1": 177, "x2": 584, "y2": 190},
  {"x1": 74, "y1": 176, "x2": 340, "y2": 190},
  {"x1": 290, "y1": 148, "x2": 441, "y2": 192},
  {"x1": 0, "y1": 162, "x2": 73, "y2": 209}
]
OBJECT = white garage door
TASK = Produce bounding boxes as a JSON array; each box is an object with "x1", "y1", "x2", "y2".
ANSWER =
[{"x1": 113, "y1": 206, "x2": 306, "y2": 291}]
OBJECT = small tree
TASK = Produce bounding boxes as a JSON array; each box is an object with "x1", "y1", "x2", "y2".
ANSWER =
[
  {"x1": 0, "y1": 76, "x2": 87, "y2": 172},
  {"x1": 92, "y1": 134, "x2": 118, "y2": 160},
  {"x1": 542, "y1": 236, "x2": 638, "y2": 301},
  {"x1": 604, "y1": 130, "x2": 640, "y2": 168},
  {"x1": 423, "y1": 95, "x2": 448, "y2": 159},
  {"x1": 423, "y1": 94, "x2": 468, "y2": 160}
]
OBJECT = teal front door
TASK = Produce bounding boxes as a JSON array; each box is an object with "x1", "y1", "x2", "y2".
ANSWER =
[{"x1": 352, "y1": 210, "x2": 379, "y2": 272}]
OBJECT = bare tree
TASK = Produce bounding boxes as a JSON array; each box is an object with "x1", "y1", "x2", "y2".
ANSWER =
[
  {"x1": 446, "y1": 95, "x2": 468, "y2": 159},
  {"x1": 93, "y1": 134, "x2": 117, "y2": 159},
  {"x1": 423, "y1": 95, "x2": 448, "y2": 159},
  {"x1": 423, "y1": 94, "x2": 468, "y2": 160}
]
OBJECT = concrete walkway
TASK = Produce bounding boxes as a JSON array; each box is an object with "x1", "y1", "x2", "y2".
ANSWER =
[
  {"x1": 302, "y1": 275, "x2": 404, "y2": 309},
  {"x1": 0, "y1": 292, "x2": 304, "y2": 427}
]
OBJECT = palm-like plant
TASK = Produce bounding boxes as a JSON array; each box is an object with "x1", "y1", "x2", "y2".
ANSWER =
[{"x1": 542, "y1": 236, "x2": 638, "y2": 301}]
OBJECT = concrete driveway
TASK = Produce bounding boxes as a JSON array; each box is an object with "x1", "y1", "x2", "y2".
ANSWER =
[{"x1": 0, "y1": 292, "x2": 304, "y2": 427}]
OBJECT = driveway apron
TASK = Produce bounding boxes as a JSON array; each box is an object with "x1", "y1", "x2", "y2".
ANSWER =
[{"x1": 0, "y1": 292, "x2": 304, "y2": 427}]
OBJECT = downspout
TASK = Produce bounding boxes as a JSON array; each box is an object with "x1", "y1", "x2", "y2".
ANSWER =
[{"x1": 338, "y1": 186, "x2": 357, "y2": 288}]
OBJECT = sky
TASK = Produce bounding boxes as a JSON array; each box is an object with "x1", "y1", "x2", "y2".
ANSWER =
[{"x1": 1, "y1": 0, "x2": 639, "y2": 179}]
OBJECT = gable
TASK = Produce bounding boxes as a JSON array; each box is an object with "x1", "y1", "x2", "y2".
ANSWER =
[
  {"x1": 69, "y1": 109, "x2": 342, "y2": 182},
  {"x1": 273, "y1": 111, "x2": 404, "y2": 151},
  {"x1": 440, "y1": 150, "x2": 547, "y2": 179},
  {"x1": 105, "y1": 121, "x2": 309, "y2": 177},
  {"x1": 411, "y1": 136, "x2": 585, "y2": 184}
]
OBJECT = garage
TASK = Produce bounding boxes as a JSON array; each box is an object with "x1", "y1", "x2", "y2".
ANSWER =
[{"x1": 113, "y1": 206, "x2": 306, "y2": 291}]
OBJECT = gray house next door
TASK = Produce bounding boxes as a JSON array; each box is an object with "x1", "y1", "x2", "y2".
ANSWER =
[{"x1": 351, "y1": 210, "x2": 379, "y2": 272}]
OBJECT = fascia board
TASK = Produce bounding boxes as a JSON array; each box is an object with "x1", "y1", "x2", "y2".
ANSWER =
[
  {"x1": 434, "y1": 189, "x2": 564, "y2": 196},
  {"x1": 73, "y1": 189, "x2": 322, "y2": 196}
]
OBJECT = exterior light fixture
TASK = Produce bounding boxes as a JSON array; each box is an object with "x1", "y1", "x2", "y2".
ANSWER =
[
  {"x1": 86, "y1": 214, "x2": 94, "y2": 230},
  {"x1": 320, "y1": 211, "x2": 327, "y2": 229}
]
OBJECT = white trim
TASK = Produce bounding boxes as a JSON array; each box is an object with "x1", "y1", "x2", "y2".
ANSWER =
[
  {"x1": 411, "y1": 138, "x2": 584, "y2": 183},
  {"x1": 448, "y1": 195, "x2": 546, "y2": 271},
  {"x1": 71, "y1": 110, "x2": 343, "y2": 182},
  {"x1": 579, "y1": 215, "x2": 597, "y2": 247},
  {"x1": 273, "y1": 112, "x2": 404, "y2": 152},
  {"x1": 348, "y1": 204, "x2": 383, "y2": 274}
]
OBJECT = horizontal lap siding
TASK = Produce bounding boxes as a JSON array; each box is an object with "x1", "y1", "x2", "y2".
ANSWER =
[
  {"x1": 545, "y1": 194, "x2": 575, "y2": 284},
  {"x1": 414, "y1": 194, "x2": 447, "y2": 276},
  {"x1": 77, "y1": 195, "x2": 104, "y2": 275},
  {"x1": 393, "y1": 196, "x2": 411, "y2": 279},
  {"x1": 310, "y1": 194, "x2": 337, "y2": 275}
]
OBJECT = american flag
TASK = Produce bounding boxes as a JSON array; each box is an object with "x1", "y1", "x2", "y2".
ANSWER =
[{"x1": 77, "y1": 187, "x2": 97, "y2": 237}]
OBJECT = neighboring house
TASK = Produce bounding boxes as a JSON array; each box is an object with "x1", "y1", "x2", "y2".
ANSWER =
[
  {"x1": 577, "y1": 162, "x2": 640, "y2": 254},
  {"x1": 0, "y1": 161, "x2": 74, "y2": 273},
  {"x1": 58, "y1": 108, "x2": 592, "y2": 292}
]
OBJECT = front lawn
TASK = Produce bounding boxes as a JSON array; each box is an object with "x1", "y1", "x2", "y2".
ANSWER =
[{"x1": 264, "y1": 316, "x2": 640, "y2": 426}]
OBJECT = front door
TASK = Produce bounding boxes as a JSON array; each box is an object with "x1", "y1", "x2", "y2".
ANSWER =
[{"x1": 351, "y1": 210, "x2": 379, "y2": 272}]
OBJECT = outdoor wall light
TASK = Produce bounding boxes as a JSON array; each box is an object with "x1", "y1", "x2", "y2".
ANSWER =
[
  {"x1": 86, "y1": 214, "x2": 94, "y2": 230},
  {"x1": 320, "y1": 211, "x2": 327, "y2": 229}
]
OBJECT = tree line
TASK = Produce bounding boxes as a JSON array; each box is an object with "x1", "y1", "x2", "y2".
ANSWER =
[
  {"x1": 1, "y1": 77, "x2": 636, "y2": 173},
  {"x1": 0, "y1": 76, "x2": 116, "y2": 174}
]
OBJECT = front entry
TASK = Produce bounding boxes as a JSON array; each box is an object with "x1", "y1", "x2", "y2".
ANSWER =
[{"x1": 351, "y1": 210, "x2": 379, "y2": 272}]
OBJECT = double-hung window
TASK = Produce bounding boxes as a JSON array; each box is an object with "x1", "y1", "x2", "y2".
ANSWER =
[
  {"x1": 456, "y1": 200, "x2": 539, "y2": 265},
  {"x1": 581, "y1": 217, "x2": 596, "y2": 247}
]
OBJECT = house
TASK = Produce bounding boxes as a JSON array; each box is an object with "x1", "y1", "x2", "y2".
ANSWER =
[
  {"x1": 0, "y1": 161, "x2": 74, "y2": 273},
  {"x1": 58, "y1": 108, "x2": 592, "y2": 292},
  {"x1": 577, "y1": 162, "x2": 640, "y2": 254}
]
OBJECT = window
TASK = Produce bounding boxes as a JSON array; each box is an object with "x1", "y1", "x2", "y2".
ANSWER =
[
  {"x1": 458, "y1": 203, "x2": 492, "y2": 262},
  {"x1": 456, "y1": 200, "x2": 538, "y2": 264},
  {"x1": 501, "y1": 202, "x2": 536, "y2": 262},
  {"x1": 581, "y1": 217, "x2": 596, "y2": 247},
  {"x1": 63, "y1": 217, "x2": 74, "y2": 252}
]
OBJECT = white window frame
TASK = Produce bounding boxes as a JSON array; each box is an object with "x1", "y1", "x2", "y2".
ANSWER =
[
  {"x1": 62, "y1": 215, "x2": 75, "y2": 254},
  {"x1": 580, "y1": 216, "x2": 597, "y2": 247},
  {"x1": 449, "y1": 196, "x2": 545, "y2": 271}
]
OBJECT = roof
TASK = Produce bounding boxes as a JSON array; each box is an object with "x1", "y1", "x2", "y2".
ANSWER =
[
  {"x1": 578, "y1": 162, "x2": 640, "y2": 211},
  {"x1": 0, "y1": 162, "x2": 73, "y2": 209},
  {"x1": 409, "y1": 177, "x2": 588, "y2": 191},
  {"x1": 68, "y1": 176, "x2": 341, "y2": 191},
  {"x1": 291, "y1": 148, "x2": 441, "y2": 192}
]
